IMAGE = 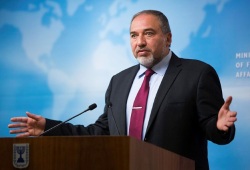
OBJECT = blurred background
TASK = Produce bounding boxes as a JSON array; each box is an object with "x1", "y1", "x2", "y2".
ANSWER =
[{"x1": 0, "y1": 0, "x2": 249, "y2": 169}]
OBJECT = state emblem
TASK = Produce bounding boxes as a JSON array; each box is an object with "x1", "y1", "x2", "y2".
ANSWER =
[{"x1": 13, "y1": 143, "x2": 29, "y2": 168}]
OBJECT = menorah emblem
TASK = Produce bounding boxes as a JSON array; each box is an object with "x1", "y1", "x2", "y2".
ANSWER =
[
  {"x1": 13, "y1": 143, "x2": 29, "y2": 168},
  {"x1": 16, "y1": 146, "x2": 25, "y2": 163}
]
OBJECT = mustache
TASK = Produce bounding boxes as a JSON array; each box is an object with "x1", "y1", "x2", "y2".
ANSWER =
[{"x1": 135, "y1": 47, "x2": 151, "y2": 53}]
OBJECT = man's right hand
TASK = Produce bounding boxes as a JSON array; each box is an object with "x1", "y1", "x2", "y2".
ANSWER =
[{"x1": 8, "y1": 112, "x2": 46, "y2": 137}]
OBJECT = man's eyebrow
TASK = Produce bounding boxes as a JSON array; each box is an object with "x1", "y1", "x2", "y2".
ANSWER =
[
  {"x1": 130, "y1": 28, "x2": 155, "y2": 34},
  {"x1": 144, "y1": 28, "x2": 155, "y2": 32}
]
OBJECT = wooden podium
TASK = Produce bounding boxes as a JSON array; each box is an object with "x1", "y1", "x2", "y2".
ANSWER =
[{"x1": 0, "y1": 136, "x2": 194, "y2": 170}]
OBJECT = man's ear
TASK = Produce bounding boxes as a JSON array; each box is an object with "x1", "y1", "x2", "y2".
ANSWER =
[{"x1": 165, "y1": 32, "x2": 172, "y2": 47}]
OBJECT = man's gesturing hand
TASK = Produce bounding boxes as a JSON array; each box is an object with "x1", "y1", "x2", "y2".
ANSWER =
[
  {"x1": 8, "y1": 112, "x2": 46, "y2": 137},
  {"x1": 217, "y1": 96, "x2": 237, "y2": 132}
]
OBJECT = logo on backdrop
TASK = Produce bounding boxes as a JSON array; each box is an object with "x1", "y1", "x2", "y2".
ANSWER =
[{"x1": 13, "y1": 143, "x2": 29, "y2": 168}]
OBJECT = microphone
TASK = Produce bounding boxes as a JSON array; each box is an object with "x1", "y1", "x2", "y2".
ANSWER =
[
  {"x1": 107, "y1": 102, "x2": 120, "y2": 135},
  {"x1": 40, "y1": 103, "x2": 97, "y2": 136}
]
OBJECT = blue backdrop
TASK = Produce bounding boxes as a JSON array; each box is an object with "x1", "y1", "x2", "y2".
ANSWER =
[{"x1": 0, "y1": 0, "x2": 249, "y2": 169}]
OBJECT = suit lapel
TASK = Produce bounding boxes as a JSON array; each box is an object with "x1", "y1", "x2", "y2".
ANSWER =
[
  {"x1": 114, "y1": 65, "x2": 139, "y2": 135},
  {"x1": 146, "y1": 53, "x2": 182, "y2": 134}
]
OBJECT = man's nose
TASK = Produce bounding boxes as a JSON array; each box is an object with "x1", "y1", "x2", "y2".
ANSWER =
[{"x1": 137, "y1": 35, "x2": 146, "y2": 47}]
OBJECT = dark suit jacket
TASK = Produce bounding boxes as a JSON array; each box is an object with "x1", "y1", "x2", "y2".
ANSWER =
[{"x1": 45, "y1": 52, "x2": 235, "y2": 170}]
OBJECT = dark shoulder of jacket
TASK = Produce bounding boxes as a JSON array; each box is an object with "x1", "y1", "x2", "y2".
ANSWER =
[
  {"x1": 113, "y1": 64, "x2": 140, "y2": 78},
  {"x1": 170, "y1": 52, "x2": 213, "y2": 69},
  {"x1": 177, "y1": 56, "x2": 215, "y2": 72}
]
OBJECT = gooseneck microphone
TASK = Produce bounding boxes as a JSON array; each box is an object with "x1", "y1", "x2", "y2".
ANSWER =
[
  {"x1": 40, "y1": 103, "x2": 97, "y2": 136},
  {"x1": 107, "y1": 102, "x2": 121, "y2": 135}
]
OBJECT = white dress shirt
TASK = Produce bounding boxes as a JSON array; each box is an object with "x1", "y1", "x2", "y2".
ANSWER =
[{"x1": 126, "y1": 50, "x2": 172, "y2": 139}]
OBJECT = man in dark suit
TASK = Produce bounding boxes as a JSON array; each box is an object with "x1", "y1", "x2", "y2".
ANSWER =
[{"x1": 9, "y1": 10, "x2": 237, "y2": 169}]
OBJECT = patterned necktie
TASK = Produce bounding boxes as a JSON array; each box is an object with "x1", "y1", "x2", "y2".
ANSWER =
[{"x1": 129, "y1": 69, "x2": 155, "y2": 140}]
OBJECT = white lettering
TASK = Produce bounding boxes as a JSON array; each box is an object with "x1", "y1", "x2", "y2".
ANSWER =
[
  {"x1": 236, "y1": 62, "x2": 244, "y2": 68},
  {"x1": 236, "y1": 52, "x2": 250, "y2": 59},
  {"x1": 246, "y1": 62, "x2": 250, "y2": 68},
  {"x1": 236, "y1": 72, "x2": 250, "y2": 78}
]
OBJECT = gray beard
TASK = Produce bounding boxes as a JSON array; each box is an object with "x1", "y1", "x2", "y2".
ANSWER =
[{"x1": 136, "y1": 55, "x2": 155, "y2": 68}]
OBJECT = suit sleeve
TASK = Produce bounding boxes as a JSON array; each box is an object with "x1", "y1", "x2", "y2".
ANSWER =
[
  {"x1": 196, "y1": 64, "x2": 235, "y2": 144},
  {"x1": 43, "y1": 80, "x2": 113, "y2": 136}
]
